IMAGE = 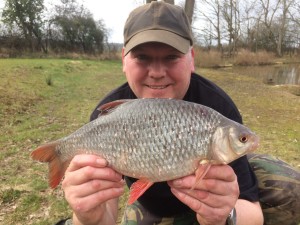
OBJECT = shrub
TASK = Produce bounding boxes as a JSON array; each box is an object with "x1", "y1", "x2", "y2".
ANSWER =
[
  {"x1": 194, "y1": 47, "x2": 224, "y2": 68},
  {"x1": 234, "y1": 49, "x2": 275, "y2": 66},
  {"x1": 45, "y1": 74, "x2": 53, "y2": 86}
]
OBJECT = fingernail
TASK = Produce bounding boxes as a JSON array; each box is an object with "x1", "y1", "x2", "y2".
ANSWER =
[
  {"x1": 120, "y1": 179, "x2": 126, "y2": 184},
  {"x1": 116, "y1": 187, "x2": 124, "y2": 194},
  {"x1": 117, "y1": 179, "x2": 125, "y2": 186},
  {"x1": 96, "y1": 158, "x2": 107, "y2": 166}
]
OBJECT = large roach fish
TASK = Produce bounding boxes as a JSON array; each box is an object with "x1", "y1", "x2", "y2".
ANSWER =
[{"x1": 31, "y1": 98, "x2": 259, "y2": 204}]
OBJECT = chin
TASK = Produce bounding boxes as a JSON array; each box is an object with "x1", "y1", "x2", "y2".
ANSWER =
[{"x1": 139, "y1": 88, "x2": 182, "y2": 99}]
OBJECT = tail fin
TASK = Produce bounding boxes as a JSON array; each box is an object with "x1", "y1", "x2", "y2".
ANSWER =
[{"x1": 31, "y1": 142, "x2": 68, "y2": 188}]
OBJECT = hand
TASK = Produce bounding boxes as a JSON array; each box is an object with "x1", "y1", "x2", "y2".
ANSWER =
[
  {"x1": 168, "y1": 164, "x2": 239, "y2": 225},
  {"x1": 62, "y1": 154, "x2": 125, "y2": 225}
]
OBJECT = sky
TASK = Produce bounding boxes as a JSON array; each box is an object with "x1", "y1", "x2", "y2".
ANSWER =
[
  {"x1": 80, "y1": 0, "x2": 143, "y2": 43},
  {"x1": 0, "y1": 0, "x2": 183, "y2": 43},
  {"x1": 0, "y1": 0, "x2": 146, "y2": 43},
  {"x1": 78, "y1": 0, "x2": 182, "y2": 43}
]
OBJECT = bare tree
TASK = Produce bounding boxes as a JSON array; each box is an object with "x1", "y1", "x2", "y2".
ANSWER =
[
  {"x1": 255, "y1": 0, "x2": 298, "y2": 56},
  {"x1": 198, "y1": 0, "x2": 222, "y2": 50},
  {"x1": 277, "y1": 0, "x2": 294, "y2": 56},
  {"x1": 222, "y1": 0, "x2": 241, "y2": 56},
  {"x1": 289, "y1": 1, "x2": 300, "y2": 26},
  {"x1": 240, "y1": 0, "x2": 257, "y2": 50},
  {"x1": 258, "y1": 0, "x2": 280, "y2": 50}
]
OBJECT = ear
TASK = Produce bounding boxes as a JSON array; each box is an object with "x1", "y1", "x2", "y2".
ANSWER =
[
  {"x1": 122, "y1": 48, "x2": 126, "y2": 73},
  {"x1": 190, "y1": 47, "x2": 195, "y2": 72}
]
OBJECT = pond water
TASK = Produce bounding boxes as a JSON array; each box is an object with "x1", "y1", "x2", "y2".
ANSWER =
[{"x1": 231, "y1": 64, "x2": 300, "y2": 85}]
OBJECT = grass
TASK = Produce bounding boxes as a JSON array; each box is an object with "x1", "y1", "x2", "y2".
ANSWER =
[
  {"x1": 0, "y1": 59, "x2": 299, "y2": 224},
  {"x1": 199, "y1": 67, "x2": 300, "y2": 166},
  {"x1": 0, "y1": 58, "x2": 126, "y2": 224}
]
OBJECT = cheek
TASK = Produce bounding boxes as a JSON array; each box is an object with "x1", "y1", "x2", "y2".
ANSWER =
[
  {"x1": 171, "y1": 69, "x2": 191, "y2": 98},
  {"x1": 177, "y1": 79, "x2": 190, "y2": 98},
  {"x1": 124, "y1": 62, "x2": 144, "y2": 81},
  {"x1": 126, "y1": 74, "x2": 139, "y2": 91},
  {"x1": 171, "y1": 66, "x2": 191, "y2": 84},
  {"x1": 125, "y1": 70, "x2": 145, "y2": 97},
  {"x1": 126, "y1": 68, "x2": 144, "y2": 83}
]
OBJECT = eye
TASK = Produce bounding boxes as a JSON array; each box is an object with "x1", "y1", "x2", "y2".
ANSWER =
[
  {"x1": 239, "y1": 135, "x2": 248, "y2": 143},
  {"x1": 136, "y1": 54, "x2": 150, "y2": 61},
  {"x1": 166, "y1": 54, "x2": 179, "y2": 60},
  {"x1": 165, "y1": 54, "x2": 181, "y2": 62}
]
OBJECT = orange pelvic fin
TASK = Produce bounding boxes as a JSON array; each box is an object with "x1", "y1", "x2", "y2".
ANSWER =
[
  {"x1": 191, "y1": 162, "x2": 211, "y2": 190},
  {"x1": 31, "y1": 142, "x2": 68, "y2": 188},
  {"x1": 128, "y1": 179, "x2": 154, "y2": 205}
]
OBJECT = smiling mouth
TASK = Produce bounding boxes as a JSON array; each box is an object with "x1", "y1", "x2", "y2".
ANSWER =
[{"x1": 147, "y1": 85, "x2": 169, "y2": 89}]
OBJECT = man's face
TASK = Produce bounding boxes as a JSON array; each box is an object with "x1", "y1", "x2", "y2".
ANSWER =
[{"x1": 122, "y1": 42, "x2": 195, "y2": 99}]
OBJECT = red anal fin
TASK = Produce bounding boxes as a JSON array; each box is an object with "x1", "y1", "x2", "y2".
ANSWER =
[
  {"x1": 97, "y1": 99, "x2": 132, "y2": 116},
  {"x1": 191, "y1": 163, "x2": 211, "y2": 190},
  {"x1": 31, "y1": 142, "x2": 67, "y2": 188},
  {"x1": 128, "y1": 179, "x2": 154, "y2": 205}
]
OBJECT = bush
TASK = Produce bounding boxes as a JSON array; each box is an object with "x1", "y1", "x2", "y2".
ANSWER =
[
  {"x1": 234, "y1": 49, "x2": 275, "y2": 66},
  {"x1": 194, "y1": 47, "x2": 224, "y2": 68}
]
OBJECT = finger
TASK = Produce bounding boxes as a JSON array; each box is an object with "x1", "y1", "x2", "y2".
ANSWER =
[
  {"x1": 204, "y1": 165, "x2": 236, "y2": 181},
  {"x1": 170, "y1": 188, "x2": 230, "y2": 220},
  {"x1": 169, "y1": 176, "x2": 238, "y2": 196},
  {"x1": 168, "y1": 164, "x2": 238, "y2": 191},
  {"x1": 67, "y1": 178, "x2": 125, "y2": 199},
  {"x1": 71, "y1": 186, "x2": 125, "y2": 213},
  {"x1": 171, "y1": 186, "x2": 235, "y2": 208},
  {"x1": 67, "y1": 154, "x2": 108, "y2": 172},
  {"x1": 63, "y1": 165, "x2": 123, "y2": 187}
]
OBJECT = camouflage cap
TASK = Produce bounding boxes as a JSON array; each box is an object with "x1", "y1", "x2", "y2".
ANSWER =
[{"x1": 123, "y1": 1, "x2": 193, "y2": 55}]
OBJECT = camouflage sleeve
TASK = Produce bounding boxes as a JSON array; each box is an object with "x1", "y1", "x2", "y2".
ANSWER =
[
  {"x1": 120, "y1": 201, "x2": 199, "y2": 225},
  {"x1": 247, "y1": 153, "x2": 300, "y2": 225}
]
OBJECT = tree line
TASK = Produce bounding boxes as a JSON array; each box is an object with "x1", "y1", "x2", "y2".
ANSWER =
[
  {"x1": 193, "y1": 0, "x2": 300, "y2": 57},
  {"x1": 0, "y1": 0, "x2": 299, "y2": 57},
  {"x1": 0, "y1": 0, "x2": 107, "y2": 55}
]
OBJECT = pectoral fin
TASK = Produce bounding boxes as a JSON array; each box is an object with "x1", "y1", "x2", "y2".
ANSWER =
[{"x1": 191, "y1": 162, "x2": 211, "y2": 190}]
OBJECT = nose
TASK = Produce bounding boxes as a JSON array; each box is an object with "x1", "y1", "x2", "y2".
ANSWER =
[{"x1": 148, "y1": 60, "x2": 166, "y2": 79}]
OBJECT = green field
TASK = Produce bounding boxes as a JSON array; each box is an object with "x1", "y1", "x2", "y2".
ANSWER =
[{"x1": 0, "y1": 59, "x2": 299, "y2": 224}]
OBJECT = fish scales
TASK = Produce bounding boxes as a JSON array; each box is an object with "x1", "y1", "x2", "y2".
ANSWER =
[
  {"x1": 32, "y1": 98, "x2": 259, "y2": 192},
  {"x1": 59, "y1": 99, "x2": 213, "y2": 179}
]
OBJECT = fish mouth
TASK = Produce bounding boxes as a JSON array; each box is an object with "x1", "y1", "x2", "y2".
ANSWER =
[{"x1": 249, "y1": 135, "x2": 260, "y2": 152}]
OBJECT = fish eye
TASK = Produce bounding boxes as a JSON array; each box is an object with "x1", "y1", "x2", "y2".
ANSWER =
[{"x1": 239, "y1": 135, "x2": 248, "y2": 143}]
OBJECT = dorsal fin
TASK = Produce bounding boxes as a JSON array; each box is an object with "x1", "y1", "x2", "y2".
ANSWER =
[{"x1": 97, "y1": 99, "x2": 132, "y2": 116}]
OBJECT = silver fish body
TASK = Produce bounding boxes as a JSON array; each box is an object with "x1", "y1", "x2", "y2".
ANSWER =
[{"x1": 34, "y1": 98, "x2": 258, "y2": 185}]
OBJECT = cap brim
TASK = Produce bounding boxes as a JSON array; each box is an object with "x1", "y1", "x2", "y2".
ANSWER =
[{"x1": 124, "y1": 30, "x2": 190, "y2": 55}]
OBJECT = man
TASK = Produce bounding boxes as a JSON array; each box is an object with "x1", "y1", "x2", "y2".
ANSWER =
[{"x1": 61, "y1": 2, "x2": 264, "y2": 225}]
